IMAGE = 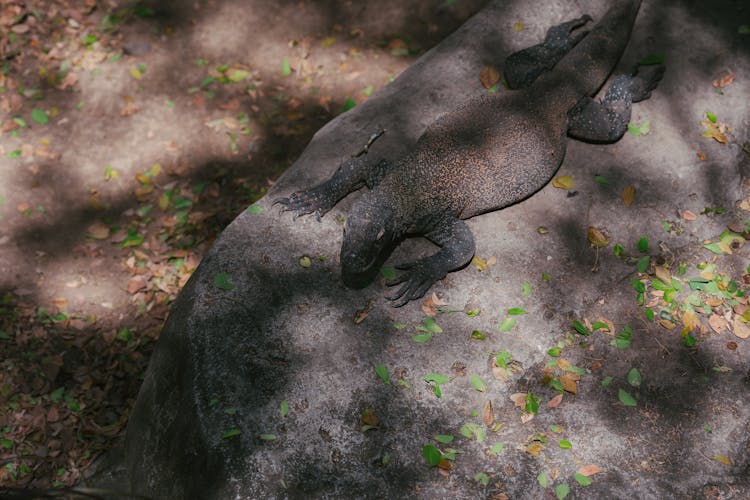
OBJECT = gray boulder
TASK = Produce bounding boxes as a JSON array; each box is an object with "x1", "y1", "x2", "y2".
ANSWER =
[{"x1": 125, "y1": 1, "x2": 750, "y2": 498}]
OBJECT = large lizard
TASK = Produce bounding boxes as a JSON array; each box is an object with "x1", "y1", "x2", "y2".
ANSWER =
[{"x1": 276, "y1": 0, "x2": 664, "y2": 306}]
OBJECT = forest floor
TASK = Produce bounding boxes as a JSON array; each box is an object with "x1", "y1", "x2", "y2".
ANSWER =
[{"x1": 0, "y1": 0, "x2": 485, "y2": 488}]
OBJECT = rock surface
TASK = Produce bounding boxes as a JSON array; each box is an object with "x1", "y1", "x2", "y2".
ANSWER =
[{"x1": 125, "y1": 1, "x2": 750, "y2": 498}]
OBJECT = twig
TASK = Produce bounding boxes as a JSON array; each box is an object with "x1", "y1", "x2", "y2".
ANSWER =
[{"x1": 352, "y1": 129, "x2": 386, "y2": 157}]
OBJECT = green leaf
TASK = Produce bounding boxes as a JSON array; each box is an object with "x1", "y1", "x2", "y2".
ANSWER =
[
  {"x1": 627, "y1": 368, "x2": 642, "y2": 387},
  {"x1": 50, "y1": 387, "x2": 65, "y2": 402},
  {"x1": 541, "y1": 272, "x2": 550, "y2": 282},
  {"x1": 228, "y1": 69, "x2": 250, "y2": 82},
  {"x1": 684, "y1": 333, "x2": 696, "y2": 347},
  {"x1": 470, "y1": 330, "x2": 487, "y2": 340},
  {"x1": 31, "y1": 108, "x2": 49, "y2": 125},
  {"x1": 594, "y1": 175, "x2": 609, "y2": 184},
  {"x1": 507, "y1": 307, "x2": 527, "y2": 315},
  {"x1": 412, "y1": 333, "x2": 432, "y2": 343},
  {"x1": 644, "y1": 308, "x2": 655, "y2": 321},
  {"x1": 618, "y1": 389, "x2": 637, "y2": 407},
  {"x1": 547, "y1": 346, "x2": 561, "y2": 357},
  {"x1": 636, "y1": 255, "x2": 650, "y2": 273},
  {"x1": 222, "y1": 429, "x2": 241, "y2": 439},
  {"x1": 281, "y1": 58, "x2": 291, "y2": 76},
  {"x1": 637, "y1": 236, "x2": 649, "y2": 253},
  {"x1": 343, "y1": 97, "x2": 357, "y2": 111},
  {"x1": 0, "y1": 438, "x2": 13, "y2": 449},
  {"x1": 434, "y1": 434, "x2": 454, "y2": 444},
  {"x1": 213, "y1": 273, "x2": 235, "y2": 290},
  {"x1": 490, "y1": 442, "x2": 504, "y2": 454},
  {"x1": 425, "y1": 373, "x2": 450, "y2": 385},
  {"x1": 522, "y1": 281, "x2": 532, "y2": 296},
  {"x1": 639, "y1": 54, "x2": 665, "y2": 65},
  {"x1": 537, "y1": 472, "x2": 549, "y2": 488},
  {"x1": 416, "y1": 317, "x2": 443, "y2": 333},
  {"x1": 470, "y1": 375, "x2": 486, "y2": 392},
  {"x1": 116, "y1": 327, "x2": 132, "y2": 342},
  {"x1": 474, "y1": 472, "x2": 490, "y2": 486},
  {"x1": 13, "y1": 117, "x2": 28, "y2": 128},
  {"x1": 559, "y1": 439, "x2": 572, "y2": 449},
  {"x1": 422, "y1": 444, "x2": 441, "y2": 466},
  {"x1": 574, "y1": 473, "x2": 593, "y2": 486},
  {"x1": 601, "y1": 376, "x2": 613, "y2": 387},
  {"x1": 495, "y1": 351, "x2": 511, "y2": 368},
  {"x1": 627, "y1": 119, "x2": 650, "y2": 136},
  {"x1": 556, "y1": 483, "x2": 571, "y2": 500},
  {"x1": 259, "y1": 433, "x2": 277, "y2": 441},
  {"x1": 613, "y1": 243, "x2": 625, "y2": 257},
  {"x1": 374, "y1": 364, "x2": 390, "y2": 384},
  {"x1": 525, "y1": 392, "x2": 540, "y2": 414},
  {"x1": 706, "y1": 111, "x2": 717, "y2": 124},
  {"x1": 591, "y1": 321, "x2": 610, "y2": 331},
  {"x1": 246, "y1": 204, "x2": 264, "y2": 214},
  {"x1": 498, "y1": 317, "x2": 516, "y2": 332},
  {"x1": 573, "y1": 320, "x2": 590, "y2": 336},
  {"x1": 380, "y1": 266, "x2": 396, "y2": 279},
  {"x1": 466, "y1": 309, "x2": 480, "y2": 317},
  {"x1": 739, "y1": 25, "x2": 750, "y2": 35},
  {"x1": 280, "y1": 400, "x2": 289, "y2": 417}
]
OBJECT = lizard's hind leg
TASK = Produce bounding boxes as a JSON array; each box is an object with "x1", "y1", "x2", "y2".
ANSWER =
[
  {"x1": 567, "y1": 64, "x2": 665, "y2": 143},
  {"x1": 504, "y1": 14, "x2": 592, "y2": 89}
]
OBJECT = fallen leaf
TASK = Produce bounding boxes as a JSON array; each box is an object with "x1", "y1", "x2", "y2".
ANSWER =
[
  {"x1": 520, "y1": 412, "x2": 535, "y2": 424},
  {"x1": 622, "y1": 185, "x2": 636, "y2": 206},
  {"x1": 712, "y1": 72, "x2": 736, "y2": 88},
  {"x1": 552, "y1": 175, "x2": 573, "y2": 189},
  {"x1": 714, "y1": 455, "x2": 732, "y2": 466},
  {"x1": 87, "y1": 222, "x2": 110, "y2": 239},
  {"x1": 526, "y1": 441, "x2": 544, "y2": 455},
  {"x1": 654, "y1": 266, "x2": 671, "y2": 284},
  {"x1": 559, "y1": 374, "x2": 578, "y2": 394},
  {"x1": 682, "y1": 210, "x2": 697, "y2": 221},
  {"x1": 483, "y1": 400, "x2": 494, "y2": 426},
  {"x1": 127, "y1": 276, "x2": 148, "y2": 294},
  {"x1": 472, "y1": 255, "x2": 488, "y2": 271},
  {"x1": 732, "y1": 316, "x2": 750, "y2": 339},
  {"x1": 577, "y1": 464, "x2": 603, "y2": 477},
  {"x1": 708, "y1": 314, "x2": 729, "y2": 334},
  {"x1": 479, "y1": 66, "x2": 501, "y2": 89},
  {"x1": 587, "y1": 226, "x2": 609, "y2": 248},
  {"x1": 510, "y1": 393, "x2": 527, "y2": 409},
  {"x1": 682, "y1": 311, "x2": 701, "y2": 331},
  {"x1": 51, "y1": 297, "x2": 68, "y2": 311},
  {"x1": 548, "y1": 393, "x2": 563, "y2": 408},
  {"x1": 696, "y1": 151, "x2": 707, "y2": 161}
]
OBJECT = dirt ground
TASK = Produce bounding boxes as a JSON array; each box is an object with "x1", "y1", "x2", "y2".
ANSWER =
[{"x1": 0, "y1": 0, "x2": 486, "y2": 489}]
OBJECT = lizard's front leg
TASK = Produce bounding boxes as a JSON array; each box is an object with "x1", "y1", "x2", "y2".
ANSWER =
[
  {"x1": 386, "y1": 219, "x2": 476, "y2": 307},
  {"x1": 275, "y1": 157, "x2": 391, "y2": 220}
]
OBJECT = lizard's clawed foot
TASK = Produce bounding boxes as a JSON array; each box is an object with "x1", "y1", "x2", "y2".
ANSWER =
[
  {"x1": 629, "y1": 64, "x2": 666, "y2": 102},
  {"x1": 274, "y1": 188, "x2": 333, "y2": 221},
  {"x1": 545, "y1": 14, "x2": 593, "y2": 51},
  {"x1": 385, "y1": 259, "x2": 447, "y2": 307}
]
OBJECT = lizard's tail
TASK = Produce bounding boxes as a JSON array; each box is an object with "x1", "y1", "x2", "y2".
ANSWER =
[{"x1": 554, "y1": 0, "x2": 643, "y2": 96}]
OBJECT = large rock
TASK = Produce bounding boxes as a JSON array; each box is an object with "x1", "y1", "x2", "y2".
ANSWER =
[{"x1": 125, "y1": 1, "x2": 750, "y2": 498}]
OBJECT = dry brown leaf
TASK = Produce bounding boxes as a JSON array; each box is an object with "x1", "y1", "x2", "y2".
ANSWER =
[
  {"x1": 732, "y1": 316, "x2": 750, "y2": 339},
  {"x1": 708, "y1": 314, "x2": 729, "y2": 334},
  {"x1": 577, "y1": 464, "x2": 603, "y2": 477},
  {"x1": 587, "y1": 226, "x2": 609, "y2": 248},
  {"x1": 654, "y1": 266, "x2": 672, "y2": 284},
  {"x1": 479, "y1": 66, "x2": 501, "y2": 89},
  {"x1": 548, "y1": 393, "x2": 563, "y2": 408},
  {"x1": 712, "y1": 72, "x2": 736, "y2": 88},
  {"x1": 483, "y1": 400, "x2": 495, "y2": 426},
  {"x1": 87, "y1": 222, "x2": 110, "y2": 240},
  {"x1": 556, "y1": 358, "x2": 572, "y2": 370},
  {"x1": 510, "y1": 393, "x2": 527, "y2": 409},
  {"x1": 682, "y1": 311, "x2": 701, "y2": 331},
  {"x1": 682, "y1": 210, "x2": 697, "y2": 221},
  {"x1": 127, "y1": 276, "x2": 148, "y2": 294},
  {"x1": 520, "y1": 412, "x2": 535, "y2": 424},
  {"x1": 526, "y1": 441, "x2": 544, "y2": 456},
  {"x1": 492, "y1": 364, "x2": 509, "y2": 382},
  {"x1": 696, "y1": 151, "x2": 707, "y2": 161},
  {"x1": 487, "y1": 256, "x2": 497, "y2": 266},
  {"x1": 51, "y1": 297, "x2": 68, "y2": 312},
  {"x1": 552, "y1": 175, "x2": 573, "y2": 189},
  {"x1": 437, "y1": 459, "x2": 453, "y2": 471},
  {"x1": 560, "y1": 374, "x2": 578, "y2": 394},
  {"x1": 659, "y1": 319, "x2": 677, "y2": 330},
  {"x1": 622, "y1": 184, "x2": 636, "y2": 207}
]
